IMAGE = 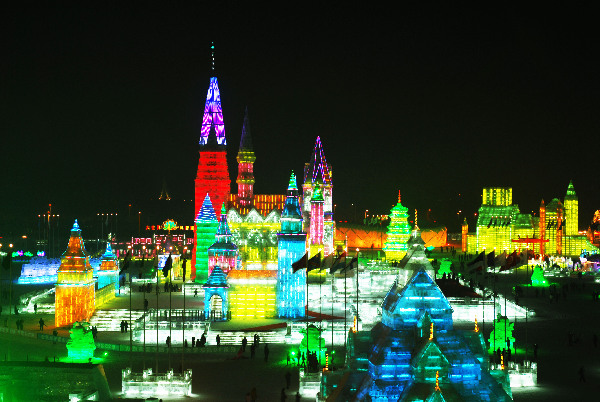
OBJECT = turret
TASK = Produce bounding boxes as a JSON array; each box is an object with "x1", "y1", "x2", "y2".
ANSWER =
[
  {"x1": 236, "y1": 107, "x2": 256, "y2": 207},
  {"x1": 277, "y1": 171, "x2": 307, "y2": 318}
]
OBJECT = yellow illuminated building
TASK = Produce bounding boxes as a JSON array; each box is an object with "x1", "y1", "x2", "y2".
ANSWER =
[
  {"x1": 227, "y1": 270, "x2": 277, "y2": 319},
  {"x1": 226, "y1": 206, "x2": 282, "y2": 270},
  {"x1": 465, "y1": 184, "x2": 597, "y2": 257}
]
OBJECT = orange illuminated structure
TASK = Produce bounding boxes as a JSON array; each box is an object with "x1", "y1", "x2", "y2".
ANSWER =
[{"x1": 55, "y1": 220, "x2": 95, "y2": 327}]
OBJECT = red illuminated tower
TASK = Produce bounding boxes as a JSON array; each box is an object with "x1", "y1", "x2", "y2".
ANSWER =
[
  {"x1": 236, "y1": 107, "x2": 255, "y2": 208},
  {"x1": 194, "y1": 75, "x2": 230, "y2": 220},
  {"x1": 193, "y1": 47, "x2": 231, "y2": 279}
]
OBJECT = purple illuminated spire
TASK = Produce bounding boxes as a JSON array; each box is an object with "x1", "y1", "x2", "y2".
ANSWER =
[
  {"x1": 200, "y1": 77, "x2": 226, "y2": 146},
  {"x1": 304, "y1": 136, "x2": 331, "y2": 184}
]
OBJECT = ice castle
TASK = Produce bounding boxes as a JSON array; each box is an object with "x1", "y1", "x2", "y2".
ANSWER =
[{"x1": 320, "y1": 229, "x2": 513, "y2": 401}]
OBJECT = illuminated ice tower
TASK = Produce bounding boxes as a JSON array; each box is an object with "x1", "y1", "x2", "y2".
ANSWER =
[
  {"x1": 563, "y1": 180, "x2": 578, "y2": 255},
  {"x1": 236, "y1": 107, "x2": 256, "y2": 208},
  {"x1": 55, "y1": 220, "x2": 95, "y2": 327},
  {"x1": 193, "y1": 194, "x2": 219, "y2": 283},
  {"x1": 193, "y1": 49, "x2": 231, "y2": 278},
  {"x1": 277, "y1": 172, "x2": 307, "y2": 318},
  {"x1": 194, "y1": 75, "x2": 230, "y2": 219},
  {"x1": 383, "y1": 190, "x2": 412, "y2": 262},
  {"x1": 208, "y1": 204, "x2": 238, "y2": 276},
  {"x1": 309, "y1": 181, "x2": 325, "y2": 257},
  {"x1": 303, "y1": 137, "x2": 333, "y2": 255}
]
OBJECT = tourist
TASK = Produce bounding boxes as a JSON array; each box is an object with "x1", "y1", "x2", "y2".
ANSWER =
[
  {"x1": 251, "y1": 344, "x2": 255, "y2": 359},
  {"x1": 264, "y1": 344, "x2": 270, "y2": 362},
  {"x1": 34, "y1": 303, "x2": 38, "y2": 313},
  {"x1": 242, "y1": 336, "x2": 248, "y2": 351},
  {"x1": 39, "y1": 317, "x2": 45, "y2": 331},
  {"x1": 287, "y1": 351, "x2": 291, "y2": 365},
  {"x1": 285, "y1": 370, "x2": 291, "y2": 389},
  {"x1": 166, "y1": 336, "x2": 171, "y2": 347},
  {"x1": 216, "y1": 334, "x2": 221, "y2": 346}
]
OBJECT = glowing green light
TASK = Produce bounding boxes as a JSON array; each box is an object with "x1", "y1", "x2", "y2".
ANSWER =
[
  {"x1": 530, "y1": 265, "x2": 549, "y2": 287},
  {"x1": 438, "y1": 258, "x2": 452, "y2": 276}
]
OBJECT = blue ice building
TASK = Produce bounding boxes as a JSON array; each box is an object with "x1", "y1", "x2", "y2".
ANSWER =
[{"x1": 320, "y1": 230, "x2": 512, "y2": 401}]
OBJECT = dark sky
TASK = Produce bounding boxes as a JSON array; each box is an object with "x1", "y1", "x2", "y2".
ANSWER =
[{"x1": 2, "y1": 3, "x2": 599, "y2": 239}]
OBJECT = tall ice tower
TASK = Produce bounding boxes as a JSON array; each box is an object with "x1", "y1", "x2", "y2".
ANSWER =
[
  {"x1": 303, "y1": 137, "x2": 334, "y2": 255},
  {"x1": 277, "y1": 172, "x2": 307, "y2": 318},
  {"x1": 564, "y1": 180, "x2": 579, "y2": 255},
  {"x1": 236, "y1": 107, "x2": 256, "y2": 208},
  {"x1": 193, "y1": 44, "x2": 231, "y2": 279}
]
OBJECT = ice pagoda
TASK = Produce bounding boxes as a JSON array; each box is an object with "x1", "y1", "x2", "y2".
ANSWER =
[{"x1": 319, "y1": 233, "x2": 512, "y2": 401}]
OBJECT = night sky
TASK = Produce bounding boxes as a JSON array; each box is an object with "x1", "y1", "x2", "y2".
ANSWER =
[{"x1": 2, "y1": 3, "x2": 599, "y2": 239}]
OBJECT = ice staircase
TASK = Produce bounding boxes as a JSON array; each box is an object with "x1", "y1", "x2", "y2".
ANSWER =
[{"x1": 90, "y1": 309, "x2": 145, "y2": 331}]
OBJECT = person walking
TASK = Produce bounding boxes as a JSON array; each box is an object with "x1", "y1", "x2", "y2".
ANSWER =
[
  {"x1": 39, "y1": 317, "x2": 45, "y2": 331},
  {"x1": 285, "y1": 370, "x2": 291, "y2": 389},
  {"x1": 216, "y1": 334, "x2": 221, "y2": 347},
  {"x1": 264, "y1": 344, "x2": 270, "y2": 362},
  {"x1": 242, "y1": 336, "x2": 248, "y2": 351}
]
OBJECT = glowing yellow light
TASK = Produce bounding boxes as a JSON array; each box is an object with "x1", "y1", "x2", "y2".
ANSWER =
[{"x1": 429, "y1": 322, "x2": 434, "y2": 340}]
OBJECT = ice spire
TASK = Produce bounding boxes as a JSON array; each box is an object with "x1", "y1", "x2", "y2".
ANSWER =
[
  {"x1": 200, "y1": 43, "x2": 225, "y2": 147},
  {"x1": 239, "y1": 107, "x2": 253, "y2": 151}
]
